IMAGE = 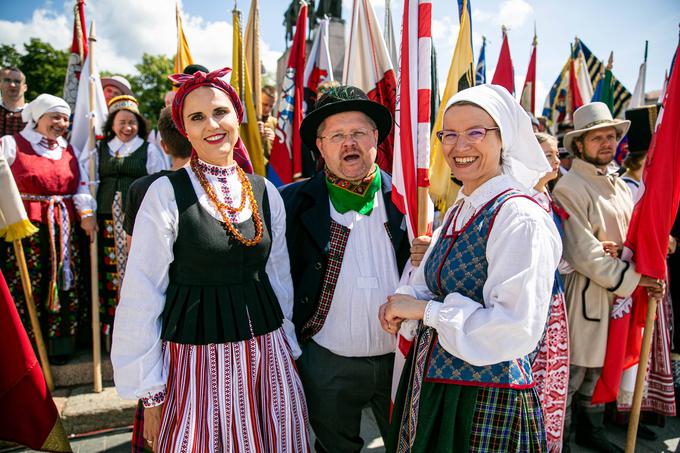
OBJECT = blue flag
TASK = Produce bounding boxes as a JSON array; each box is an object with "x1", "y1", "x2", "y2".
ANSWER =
[{"x1": 475, "y1": 36, "x2": 486, "y2": 85}]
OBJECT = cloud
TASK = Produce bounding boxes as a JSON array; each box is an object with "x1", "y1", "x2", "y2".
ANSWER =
[
  {"x1": 474, "y1": 0, "x2": 533, "y2": 29},
  {"x1": 0, "y1": 0, "x2": 281, "y2": 76}
]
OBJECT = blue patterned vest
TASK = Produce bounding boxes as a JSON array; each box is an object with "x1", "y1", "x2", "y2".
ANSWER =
[{"x1": 422, "y1": 189, "x2": 536, "y2": 389}]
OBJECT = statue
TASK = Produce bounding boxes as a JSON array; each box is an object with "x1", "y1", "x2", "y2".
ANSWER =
[{"x1": 283, "y1": 0, "x2": 343, "y2": 44}]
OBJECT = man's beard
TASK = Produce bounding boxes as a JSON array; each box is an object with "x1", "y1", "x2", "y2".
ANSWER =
[{"x1": 581, "y1": 148, "x2": 615, "y2": 167}]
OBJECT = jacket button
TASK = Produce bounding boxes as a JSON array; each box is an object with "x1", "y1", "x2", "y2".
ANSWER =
[
  {"x1": 301, "y1": 296, "x2": 309, "y2": 304},
  {"x1": 314, "y1": 262, "x2": 323, "y2": 271}
]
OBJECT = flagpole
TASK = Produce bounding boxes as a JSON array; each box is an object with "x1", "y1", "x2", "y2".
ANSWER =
[
  {"x1": 625, "y1": 296, "x2": 658, "y2": 453},
  {"x1": 87, "y1": 21, "x2": 103, "y2": 394},
  {"x1": 12, "y1": 240, "x2": 54, "y2": 392}
]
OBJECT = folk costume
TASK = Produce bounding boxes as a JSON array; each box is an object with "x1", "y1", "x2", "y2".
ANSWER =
[
  {"x1": 111, "y1": 68, "x2": 309, "y2": 453},
  {"x1": 0, "y1": 94, "x2": 95, "y2": 358},
  {"x1": 388, "y1": 85, "x2": 561, "y2": 452},
  {"x1": 0, "y1": 101, "x2": 26, "y2": 137},
  {"x1": 282, "y1": 85, "x2": 410, "y2": 452},
  {"x1": 96, "y1": 95, "x2": 167, "y2": 337},
  {"x1": 553, "y1": 102, "x2": 641, "y2": 450}
]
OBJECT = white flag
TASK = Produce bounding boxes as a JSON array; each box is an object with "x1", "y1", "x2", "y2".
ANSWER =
[{"x1": 70, "y1": 52, "x2": 108, "y2": 156}]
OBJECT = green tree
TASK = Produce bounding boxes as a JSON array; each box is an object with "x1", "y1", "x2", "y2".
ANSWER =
[
  {"x1": 0, "y1": 44, "x2": 22, "y2": 68},
  {"x1": 20, "y1": 38, "x2": 69, "y2": 101},
  {"x1": 131, "y1": 53, "x2": 173, "y2": 126}
]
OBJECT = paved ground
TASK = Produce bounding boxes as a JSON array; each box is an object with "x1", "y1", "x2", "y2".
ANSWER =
[{"x1": 5, "y1": 409, "x2": 680, "y2": 452}]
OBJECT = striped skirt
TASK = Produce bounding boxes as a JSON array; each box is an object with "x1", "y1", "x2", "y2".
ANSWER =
[{"x1": 157, "y1": 327, "x2": 310, "y2": 452}]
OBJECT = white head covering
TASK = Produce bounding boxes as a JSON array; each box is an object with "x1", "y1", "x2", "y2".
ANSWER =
[
  {"x1": 443, "y1": 84, "x2": 550, "y2": 191},
  {"x1": 21, "y1": 94, "x2": 71, "y2": 130}
]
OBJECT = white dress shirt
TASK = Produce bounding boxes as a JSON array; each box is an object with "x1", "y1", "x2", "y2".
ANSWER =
[
  {"x1": 0, "y1": 127, "x2": 96, "y2": 214},
  {"x1": 313, "y1": 191, "x2": 399, "y2": 357},
  {"x1": 111, "y1": 160, "x2": 299, "y2": 401},
  {"x1": 405, "y1": 174, "x2": 562, "y2": 367}
]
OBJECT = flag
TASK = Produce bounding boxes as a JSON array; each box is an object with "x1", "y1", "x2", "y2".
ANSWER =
[
  {"x1": 475, "y1": 35, "x2": 487, "y2": 85},
  {"x1": 579, "y1": 41, "x2": 631, "y2": 117},
  {"x1": 593, "y1": 42, "x2": 680, "y2": 404},
  {"x1": 491, "y1": 26, "x2": 514, "y2": 95},
  {"x1": 0, "y1": 270, "x2": 71, "y2": 452},
  {"x1": 392, "y1": 0, "x2": 434, "y2": 242},
  {"x1": 232, "y1": 9, "x2": 265, "y2": 176},
  {"x1": 520, "y1": 32, "x2": 537, "y2": 114},
  {"x1": 541, "y1": 60, "x2": 570, "y2": 130},
  {"x1": 385, "y1": 0, "x2": 399, "y2": 70},
  {"x1": 429, "y1": 0, "x2": 474, "y2": 212},
  {"x1": 268, "y1": 3, "x2": 306, "y2": 186},
  {"x1": 574, "y1": 44, "x2": 594, "y2": 103},
  {"x1": 303, "y1": 17, "x2": 334, "y2": 113},
  {"x1": 63, "y1": 0, "x2": 88, "y2": 111},
  {"x1": 343, "y1": 0, "x2": 397, "y2": 173},
  {"x1": 70, "y1": 52, "x2": 108, "y2": 156},
  {"x1": 568, "y1": 54, "x2": 584, "y2": 115},
  {"x1": 244, "y1": 0, "x2": 262, "y2": 118},
  {"x1": 431, "y1": 44, "x2": 441, "y2": 129},
  {"x1": 629, "y1": 42, "x2": 649, "y2": 109},
  {"x1": 174, "y1": 1, "x2": 194, "y2": 76},
  {"x1": 592, "y1": 63, "x2": 615, "y2": 113}
]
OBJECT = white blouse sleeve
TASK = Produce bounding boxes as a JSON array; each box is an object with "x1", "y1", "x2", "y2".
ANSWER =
[
  {"x1": 0, "y1": 135, "x2": 17, "y2": 164},
  {"x1": 145, "y1": 142, "x2": 170, "y2": 174},
  {"x1": 263, "y1": 179, "x2": 301, "y2": 359},
  {"x1": 111, "y1": 176, "x2": 178, "y2": 403},
  {"x1": 422, "y1": 198, "x2": 561, "y2": 366}
]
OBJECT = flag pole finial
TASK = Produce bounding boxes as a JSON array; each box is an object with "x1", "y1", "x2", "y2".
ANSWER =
[
  {"x1": 88, "y1": 20, "x2": 96, "y2": 42},
  {"x1": 532, "y1": 22, "x2": 537, "y2": 46},
  {"x1": 501, "y1": 24, "x2": 508, "y2": 36},
  {"x1": 644, "y1": 40, "x2": 649, "y2": 63},
  {"x1": 607, "y1": 51, "x2": 614, "y2": 70}
]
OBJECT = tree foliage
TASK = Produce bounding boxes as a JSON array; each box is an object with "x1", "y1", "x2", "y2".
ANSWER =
[
  {"x1": 20, "y1": 38, "x2": 69, "y2": 101},
  {"x1": 132, "y1": 53, "x2": 173, "y2": 126},
  {"x1": 0, "y1": 44, "x2": 22, "y2": 68}
]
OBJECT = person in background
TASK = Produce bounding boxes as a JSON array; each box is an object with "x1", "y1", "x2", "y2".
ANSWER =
[
  {"x1": 101, "y1": 75, "x2": 133, "y2": 104},
  {"x1": 0, "y1": 67, "x2": 28, "y2": 137},
  {"x1": 96, "y1": 95, "x2": 167, "y2": 344},
  {"x1": 0, "y1": 94, "x2": 96, "y2": 364},
  {"x1": 259, "y1": 85, "x2": 277, "y2": 162}
]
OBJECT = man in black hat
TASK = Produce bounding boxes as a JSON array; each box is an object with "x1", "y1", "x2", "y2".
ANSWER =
[{"x1": 280, "y1": 85, "x2": 410, "y2": 452}]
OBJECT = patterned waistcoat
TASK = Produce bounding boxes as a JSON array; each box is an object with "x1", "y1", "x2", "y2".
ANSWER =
[{"x1": 422, "y1": 189, "x2": 536, "y2": 388}]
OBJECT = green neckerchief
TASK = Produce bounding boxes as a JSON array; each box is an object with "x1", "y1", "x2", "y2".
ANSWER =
[{"x1": 325, "y1": 165, "x2": 381, "y2": 215}]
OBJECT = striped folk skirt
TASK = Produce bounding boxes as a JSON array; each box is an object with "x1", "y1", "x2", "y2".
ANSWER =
[{"x1": 157, "y1": 327, "x2": 311, "y2": 452}]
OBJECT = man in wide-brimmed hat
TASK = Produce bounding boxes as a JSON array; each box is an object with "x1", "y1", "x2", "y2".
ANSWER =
[
  {"x1": 101, "y1": 75, "x2": 133, "y2": 104},
  {"x1": 553, "y1": 102, "x2": 665, "y2": 452},
  {"x1": 280, "y1": 85, "x2": 409, "y2": 452}
]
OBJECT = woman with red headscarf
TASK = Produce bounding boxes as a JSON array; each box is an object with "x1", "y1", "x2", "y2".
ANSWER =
[{"x1": 111, "y1": 68, "x2": 309, "y2": 452}]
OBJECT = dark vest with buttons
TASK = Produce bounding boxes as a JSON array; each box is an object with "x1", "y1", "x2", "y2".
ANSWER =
[
  {"x1": 161, "y1": 168, "x2": 283, "y2": 345},
  {"x1": 97, "y1": 140, "x2": 148, "y2": 215},
  {"x1": 422, "y1": 189, "x2": 537, "y2": 388}
]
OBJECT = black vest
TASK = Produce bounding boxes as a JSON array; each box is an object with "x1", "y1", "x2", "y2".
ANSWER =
[
  {"x1": 161, "y1": 168, "x2": 283, "y2": 344},
  {"x1": 97, "y1": 141, "x2": 148, "y2": 215}
]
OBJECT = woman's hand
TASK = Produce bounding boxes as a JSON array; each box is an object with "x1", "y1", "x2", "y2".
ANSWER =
[
  {"x1": 639, "y1": 275, "x2": 666, "y2": 301},
  {"x1": 668, "y1": 235, "x2": 677, "y2": 255},
  {"x1": 410, "y1": 235, "x2": 432, "y2": 266},
  {"x1": 80, "y1": 216, "x2": 98, "y2": 243},
  {"x1": 379, "y1": 294, "x2": 428, "y2": 334},
  {"x1": 601, "y1": 241, "x2": 619, "y2": 258},
  {"x1": 143, "y1": 404, "x2": 163, "y2": 452}
]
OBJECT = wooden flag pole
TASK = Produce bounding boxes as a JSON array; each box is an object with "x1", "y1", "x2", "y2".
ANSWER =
[
  {"x1": 87, "y1": 21, "x2": 103, "y2": 393},
  {"x1": 624, "y1": 296, "x2": 658, "y2": 453},
  {"x1": 12, "y1": 240, "x2": 54, "y2": 392},
  {"x1": 417, "y1": 187, "x2": 429, "y2": 237}
]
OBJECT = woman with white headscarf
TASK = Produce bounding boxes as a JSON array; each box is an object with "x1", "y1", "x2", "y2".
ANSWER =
[
  {"x1": 0, "y1": 93, "x2": 96, "y2": 364},
  {"x1": 379, "y1": 85, "x2": 562, "y2": 452}
]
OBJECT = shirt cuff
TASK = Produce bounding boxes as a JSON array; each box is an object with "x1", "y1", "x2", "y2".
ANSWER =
[
  {"x1": 140, "y1": 390, "x2": 166, "y2": 408},
  {"x1": 423, "y1": 300, "x2": 441, "y2": 328}
]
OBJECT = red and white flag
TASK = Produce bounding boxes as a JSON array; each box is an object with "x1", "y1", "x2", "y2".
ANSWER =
[
  {"x1": 343, "y1": 0, "x2": 397, "y2": 172},
  {"x1": 520, "y1": 34, "x2": 537, "y2": 114},
  {"x1": 62, "y1": 0, "x2": 88, "y2": 111},
  {"x1": 593, "y1": 44, "x2": 680, "y2": 404},
  {"x1": 568, "y1": 55, "x2": 584, "y2": 115},
  {"x1": 268, "y1": 3, "x2": 307, "y2": 186},
  {"x1": 390, "y1": 0, "x2": 435, "y2": 410},
  {"x1": 491, "y1": 27, "x2": 515, "y2": 95},
  {"x1": 303, "y1": 16, "x2": 333, "y2": 113}
]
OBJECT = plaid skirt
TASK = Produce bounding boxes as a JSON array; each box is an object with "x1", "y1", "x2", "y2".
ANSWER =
[{"x1": 388, "y1": 341, "x2": 547, "y2": 452}]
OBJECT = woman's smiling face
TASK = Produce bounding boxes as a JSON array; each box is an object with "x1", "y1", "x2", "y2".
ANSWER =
[{"x1": 182, "y1": 86, "x2": 239, "y2": 167}]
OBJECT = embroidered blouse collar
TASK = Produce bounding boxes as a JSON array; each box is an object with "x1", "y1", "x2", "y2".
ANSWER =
[
  {"x1": 194, "y1": 158, "x2": 239, "y2": 177},
  {"x1": 20, "y1": 126, "x2": 67, "y2": 149}
]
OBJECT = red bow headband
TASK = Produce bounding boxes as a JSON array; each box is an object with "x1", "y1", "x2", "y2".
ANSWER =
[{"x1": 168, "y1": 67, "x2": 252, "y2": 173}]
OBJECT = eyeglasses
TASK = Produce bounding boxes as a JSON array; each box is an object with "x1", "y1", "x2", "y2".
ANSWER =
[
  {"x1": 436, "y1": 127, "x2": 499, "y2": 146},
  {"x1": 318, "y1": 128, "x2": 375, "y2": 145},
  {"x1": 1, "y1": 78, "x2": 23, "y2": 85}
]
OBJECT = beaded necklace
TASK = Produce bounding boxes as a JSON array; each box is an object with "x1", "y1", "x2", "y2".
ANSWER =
[{"x1": 190, "y1": 154, "x2": 263, "y2": 246}]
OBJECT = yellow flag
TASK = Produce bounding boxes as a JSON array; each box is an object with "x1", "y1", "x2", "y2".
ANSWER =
[
  {"x1": 174, "y1": 2, "x2": 194, "y2": 76},
  {"x1": 244, "y1": 0, "x2": 262, "y2": 119},
  {"x1": 428, "y1": 0, "x2": 475, "y2": 212},
  {"x1": 232, "y1": 10, "x2": 266, "y2": 176}
]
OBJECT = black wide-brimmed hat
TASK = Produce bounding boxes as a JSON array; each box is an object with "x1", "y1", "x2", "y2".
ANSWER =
[
  {"x1": 625, "y1": 104, "x2": 660, "y2": 154},
  {"x1": 300, "y1": 85, "x2": 393, "y2": 154}
]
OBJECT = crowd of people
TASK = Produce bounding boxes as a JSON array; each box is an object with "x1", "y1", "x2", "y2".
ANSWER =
[{"x1": 0, "y1": 59, "x2": 677, "y2": 453}]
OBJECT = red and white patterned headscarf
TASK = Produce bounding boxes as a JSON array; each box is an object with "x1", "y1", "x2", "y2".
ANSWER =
[{"x1": 168, "y1": 67, "x2": 253, "y2": 173}]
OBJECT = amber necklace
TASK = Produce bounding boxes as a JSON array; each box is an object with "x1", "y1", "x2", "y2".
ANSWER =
[{"x1": 191, "y1": 154, "x2": 263, "y2": 246}]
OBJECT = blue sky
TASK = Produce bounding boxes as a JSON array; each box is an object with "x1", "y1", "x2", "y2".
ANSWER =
[{"x1": 1, "y1": 0, "x2": 678, "y2": 115}]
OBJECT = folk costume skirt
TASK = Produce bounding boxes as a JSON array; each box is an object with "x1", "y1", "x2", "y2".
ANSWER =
[
  {"x1": 157, "y1": 327, "x2": 310, "y2": 452},
  {"x1": 387, "y1": 330, "x2": 547, "y2": 453}
]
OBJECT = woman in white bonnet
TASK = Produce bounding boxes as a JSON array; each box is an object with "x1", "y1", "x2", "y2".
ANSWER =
[
  {"x1": 380, "y1": 84, "x2": 562, "y2": 452},
  {"x1": 0, "y1": 93, "x2": 96, "y2": 364}
]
